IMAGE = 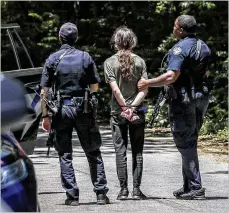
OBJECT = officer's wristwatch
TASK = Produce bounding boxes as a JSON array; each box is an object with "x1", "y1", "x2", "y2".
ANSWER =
[{"x1": 42, "y1": 114, "x2": 49, "y2": 118}]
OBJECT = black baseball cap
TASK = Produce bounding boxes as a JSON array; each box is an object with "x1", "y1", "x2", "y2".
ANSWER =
[{"x1": 59, "y1": 22, "x2": 78, "y2": 42}]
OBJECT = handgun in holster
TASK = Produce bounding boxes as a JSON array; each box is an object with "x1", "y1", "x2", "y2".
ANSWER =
[
  {"x1": 164, "y1": 85, "x2": 177, "y2": 101},
  {"x1": 91, "y1": 94, "x2": 98, "y2": 119},
  {"x1": 46, "y1": 91, "x2": 61, "y2": 156}
]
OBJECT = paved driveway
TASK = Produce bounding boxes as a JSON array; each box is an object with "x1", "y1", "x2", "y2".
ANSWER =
[{"x1": 31, "y1": 126, "x2": 228, "y2": 212}]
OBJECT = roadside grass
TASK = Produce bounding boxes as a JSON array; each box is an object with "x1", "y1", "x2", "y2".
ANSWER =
[{"x1": 145, "y1": 127, "x2": 228, "y2": 160}]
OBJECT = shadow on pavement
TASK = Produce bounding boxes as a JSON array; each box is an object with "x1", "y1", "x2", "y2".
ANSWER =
[
  {"x1": 144, "y1": 196, "x2": 229, "y2": 200},
  {"x1": 122, "y1": 197, "x2": 169, "y2": 200},
  {"x1": 35, "y1": 127, "x2": 178, "y2": 157},
  {"x1": 56, "y1": 202, "x2": 114, "y2": 206},
  {"x1": 204, "y1": 196, "x2": 228, "y2": 200},
  {"x1": 203, "y1": 171, "x2": 228, "y2": 174},
  {"x1": 33, "y1": 162, "x2": 50, "y2": 165},
  {"x1": 121, "y1": 196, "x2": 229, "y2": 201},
  {"x1": 38, "y1": 191, "x2": 65, "y2": 195}
]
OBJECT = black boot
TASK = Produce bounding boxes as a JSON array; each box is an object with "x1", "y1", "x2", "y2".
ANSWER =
[
  {"x1": 178, "y1": 188, "x2": 206, "y2": 200},
  {"x1": 97, "y1": 193, "x2": 110, "y2": 205},
  {"x1": 117, "y1": 188, "x2": 129, "y2": 200},
  {"x1": 173, "y1": 187, "x2": 190, "y2": 198},
  {"x1": 132, "y1": 188, "x2": 147, "y2": 200},
  {"x1": 65, "y1": 198, "x2": 79, "y2": 206}
]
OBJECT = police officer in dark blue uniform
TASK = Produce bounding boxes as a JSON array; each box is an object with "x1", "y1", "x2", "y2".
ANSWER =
[
  {"x1": 40, "y1": 22, "x2": 109, "y2": 205},
  {"x1": 138, "y1": 15, "x2": 211, "y2": 200}
]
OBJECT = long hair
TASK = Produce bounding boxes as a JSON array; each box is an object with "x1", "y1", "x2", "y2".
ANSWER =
[{"x1": 111, "y1": 26, "x2": 137, "y2": 80}]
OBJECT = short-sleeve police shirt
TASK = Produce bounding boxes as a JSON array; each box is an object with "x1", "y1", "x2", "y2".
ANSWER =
[
  {"x1": 40, "y1": 44, "x2": 100, "y2": 88},
  {"x1": 167, "y1": 36, "x2": 211, "y2": 73}
]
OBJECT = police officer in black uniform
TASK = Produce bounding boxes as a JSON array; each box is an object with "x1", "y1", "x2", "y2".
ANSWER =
[
  {"x1": 138, "y1": 15, "x2": 211, "y2": 200},
  {"x1": 40, "y1": 22, "x2": 109, "y2": 205}
]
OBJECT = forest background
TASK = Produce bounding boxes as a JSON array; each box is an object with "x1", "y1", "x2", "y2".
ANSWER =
[{"x1": 1, "y1": 1, "x2": 228, "y2": 148}]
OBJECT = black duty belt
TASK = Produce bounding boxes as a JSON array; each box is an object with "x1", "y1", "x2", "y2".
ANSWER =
[
  {"x1": 62, "y1": 97, "x2": 84, "y2": 107},
  {"x1": 63, "y1": 99, "x2": 73, "y2": 105},
  {"x1": 61, "y1": 90, "x2": 86, "y2": 97}
]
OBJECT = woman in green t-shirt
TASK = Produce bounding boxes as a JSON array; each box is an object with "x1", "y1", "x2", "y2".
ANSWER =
[{"x1": 104, "y1": 26, "x2": 148, "y2": 200}]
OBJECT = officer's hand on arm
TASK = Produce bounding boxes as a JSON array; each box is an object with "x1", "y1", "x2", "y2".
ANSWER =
[
  {"x1": 137, "y1": 78, "x2": 149, "y2": 91},
  {"x1": 138, "y1": 71, "x2": 180, "y2": 91}
]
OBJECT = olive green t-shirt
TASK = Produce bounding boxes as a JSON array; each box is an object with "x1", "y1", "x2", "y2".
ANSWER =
[{"x1": 104, "y1": 53, "x2": 148, "y2": 115}]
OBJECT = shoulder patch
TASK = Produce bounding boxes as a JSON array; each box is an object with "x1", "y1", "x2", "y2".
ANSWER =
[{"x1": 173, "y1": 46, "x2": 182, "y2": 55}]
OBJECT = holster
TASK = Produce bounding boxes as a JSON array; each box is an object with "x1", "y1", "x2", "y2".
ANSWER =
[
  {"x1": 91, "y1": 95, "x2": 98, "y2": 118},
  {"x1": 82, "y1": 90, "x2": 98, "y2": 118},
  {"x1": 164, "y1": 85, "x2": 177, "y2": 101},
  {"x1": 45, "y1": 90, "x2": 61, "y2": 115},
  {"x1": 46, "y1": 100, "x2": 58, "y2": 115}
]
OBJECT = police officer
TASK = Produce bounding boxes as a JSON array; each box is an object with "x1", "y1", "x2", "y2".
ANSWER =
[
  {"x1": 138, "y1": 15, "x2": 211, "y2": 200},
  {"x1": 40, "y1": 22, "x2": 109, "y2": 205}
]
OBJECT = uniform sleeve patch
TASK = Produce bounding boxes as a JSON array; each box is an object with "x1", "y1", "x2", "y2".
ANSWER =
[{"x1": 172, "y1": 46, "x2": 182, "y2": 55}]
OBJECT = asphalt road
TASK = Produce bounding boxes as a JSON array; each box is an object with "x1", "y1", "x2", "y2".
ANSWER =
[{"x1": 31, "y1": 126, "x2": 228, "y2": 212}]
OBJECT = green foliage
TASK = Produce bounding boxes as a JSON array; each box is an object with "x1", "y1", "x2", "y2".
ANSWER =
[
  {"x1": 145, "y1": 103, "x2": 153, "y2": 123},
  {"x1": 216, "y1": 127, "x2": 228, "y2": 141},
  {"x1": 1, "y1": 1, "x2": 228, "y2": 135}
]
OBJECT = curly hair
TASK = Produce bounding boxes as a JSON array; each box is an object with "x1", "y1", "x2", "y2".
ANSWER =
[{"x1": 111, "y1": 26, "x2": 137, "y2": 80}]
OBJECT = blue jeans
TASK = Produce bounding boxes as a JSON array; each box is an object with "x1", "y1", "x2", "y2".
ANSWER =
[{"x1": 168, "y1": 95, "x2": 209, "y2": 190}]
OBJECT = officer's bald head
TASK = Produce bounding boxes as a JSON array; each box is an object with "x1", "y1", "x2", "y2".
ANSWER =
[
  {"x1": 59, "y1": 22, "x2": 78, "y2": 46},
  {"x1": 176, "y1": 15, "x2": 197, "y2": 34}
]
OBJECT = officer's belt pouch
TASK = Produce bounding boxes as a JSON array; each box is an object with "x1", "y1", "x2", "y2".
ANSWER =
[
  {"x1": 178, "y1": 85, "x2": 209, "y2": 104},
  {"x1": 195, "y1": 85, "x2": 209, "y2": 99},
  {"x1": 179, "y1": 87, "x2": 190, "y2": 105}
]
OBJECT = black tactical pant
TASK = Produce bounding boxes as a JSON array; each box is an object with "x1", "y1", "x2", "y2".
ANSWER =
[
  {"x1": 52, "y1": 105, "x2": 108, "y2": 199},
  {"x1": 110, "y1": 112, "x2": 145, "y2": 189},
  {"x1": 168, "y1": 95, "x2": 209, "y2": 190}
]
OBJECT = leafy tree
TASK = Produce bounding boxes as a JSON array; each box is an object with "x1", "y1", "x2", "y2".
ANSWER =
[{"x1": 1, "y1": 1, "x2": 227, "y2": 135}]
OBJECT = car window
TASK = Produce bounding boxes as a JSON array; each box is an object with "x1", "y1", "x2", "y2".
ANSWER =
[{"x1": 1, "y1": 29, "x2": 33, "y2": 71}]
